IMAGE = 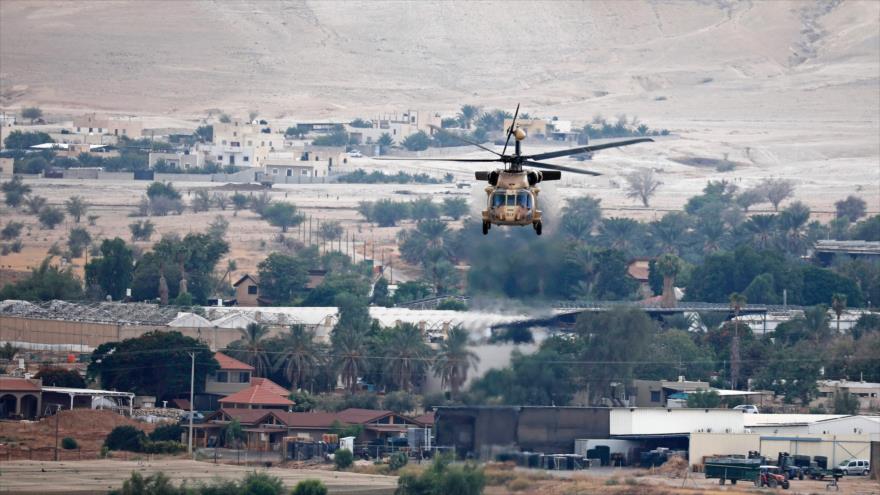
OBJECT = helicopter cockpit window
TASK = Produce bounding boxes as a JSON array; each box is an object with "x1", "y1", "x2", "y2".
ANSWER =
[
  {"x1": 492, "y1": 191, "x2": 507, "y2": 208},
  {"x1": 516, "y1": 192, "x2": 532, "y2": 209}
]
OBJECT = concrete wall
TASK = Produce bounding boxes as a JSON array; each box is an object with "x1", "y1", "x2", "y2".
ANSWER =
[
  {"x1": 517, "y1": 407, "x2": 610, "y2": 453},
  {"x1": 0, "y1": 316, "x2": 248, "y2": 352},
  {"x1": 610, "y1": 408, "x2": 745, "y2": 435},
  {"x1": 690, "y1": 432, "x2": 873, "y2": 468}
]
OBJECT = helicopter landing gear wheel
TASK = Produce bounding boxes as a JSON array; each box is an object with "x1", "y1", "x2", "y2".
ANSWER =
[
  {"x1": 482, "y1": 221, "x2": 490, "y2": 235},
  {"x1": 534, "y1": 221, "x2": 542, "y2": 236}
]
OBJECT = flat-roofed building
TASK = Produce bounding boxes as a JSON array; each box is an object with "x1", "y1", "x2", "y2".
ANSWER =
[{"x1": 149, "y1": 150, "x2": 205, "y2": 170}]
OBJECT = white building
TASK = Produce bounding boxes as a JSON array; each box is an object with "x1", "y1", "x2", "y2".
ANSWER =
[
  {"x1": 346, "y1": 110, "x2": 442, "y2": 145},
  {"x1": 149, "y1": 150, "x2": 205, "y2": 170}
]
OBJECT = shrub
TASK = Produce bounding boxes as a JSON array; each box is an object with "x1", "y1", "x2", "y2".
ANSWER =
[
  {"x1": 140, "y1": 440, "x2": 185, "y2": 454},
  {"x1": 292, "y1": 479, "x2": 328, "y2": 495},
  {"x1": 334, "y1": 448, "x2": 354, "y2": 470},
  {"x1": 238, "y1": 472, "x2": 284, "y2": 495},
  {"x1": 104, "y1": 425, "x2": 146, "y2": 452},
  {"x1": 507, "y1": 477, "x2": 532, "y2": 491},
  {"x1": 388, "y1": 451, "x2": 409, "y2": 471},
  {"x1": 149, "y1": 423, "x2": 183, "y2": 442},
  {"x1": 61, "y1": 437, "x2": 78, "y2": 450}
]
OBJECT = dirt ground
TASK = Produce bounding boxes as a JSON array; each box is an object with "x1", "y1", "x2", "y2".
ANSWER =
[
  {"x1": 0, "y1": 459, "x2": 398, "y2": 494},
  {"x1": 0, "y1": 410, "x2": 155, "y2": 459},
  {"x1": 481, "y1": 465, "x2": 880, "y2": 495}
]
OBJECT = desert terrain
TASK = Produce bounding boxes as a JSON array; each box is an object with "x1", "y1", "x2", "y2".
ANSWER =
[{"x1": 0, "y1": 1, "x2": 878, "y2": 280}]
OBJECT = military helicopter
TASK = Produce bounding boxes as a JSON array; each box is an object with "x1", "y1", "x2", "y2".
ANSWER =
[{"x1": 380, "y1": 105, "x2": 653, "y2": 235}]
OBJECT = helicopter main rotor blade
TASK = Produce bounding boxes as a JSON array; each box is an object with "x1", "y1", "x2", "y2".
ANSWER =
[
  {"x1": 375, "y1": 157, "x2": 502, "y2": 163},
  {"x1": 525, "y1": 137, "x2": 653, "y2": 161},
  {"x1": 523, "y1": 160, "x2": 602, "y2": 176},
  {"x1": 501, "y1": 103, "x2": 520, "y2": 156},
  {"x1": 427, "y1": 125, "x2": 501, "y2": 156}
]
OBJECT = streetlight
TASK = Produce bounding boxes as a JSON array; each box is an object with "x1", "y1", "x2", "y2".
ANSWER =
[{"x1": 188, "y1": 352, "x2": 195, "y2": 457}]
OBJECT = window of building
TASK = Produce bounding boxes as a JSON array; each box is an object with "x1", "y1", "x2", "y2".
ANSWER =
[
  {"x1": 247, "y1": 285, "x2": 257, "y2": 295},
  {"x1": 272, "y1": 168, "x2": 278, "y2": 175},
  {"x1": 217, "y1": 155, "x2": 223, "y2": 161},
  {"x1": 215, "y1": 371, "x2": 229, "y2": 383},
  {"x1": 650, "y1": 391, "x2": 661, "y2": 403},
  {"x1": 222, "y1": 140, "x2": 227, "y2": 145},
  {"x1": 238, "y1": 372, "x2": 250, "y2": 383},
  {"x1": 88, "y1": 127, "x2": 93, "y2": 132},
  {"x1": 302, "y1": 169, "x2": 308, "y2": 176},
  {"x1": 286, "y1": 169, "x2": 292, "y2": 177},
  {"x1": 243, "y1": 156, "x2": 249, "y2": 162},
  {"x1": 247, "y1": 140, "x2": 252, "y2": 146}
]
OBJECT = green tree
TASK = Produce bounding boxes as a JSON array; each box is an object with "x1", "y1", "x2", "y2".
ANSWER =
[
  {"x1": 251, "y1": 191, "x2": 273, "y2": 217},
  {"x1": 191, "y1": 190, "x2": 211, "y2": 212},
  {"x1": 560, "y1": 196, "x2": 602, "y2": 240},
  {"x1": 318, "y1": 220, "x2": 343, "y2": 241},
  {"x1": 130, "y1": 233, "x2": 228, "y2": 304},
  {"x1": 761, "y1": 178, "x2": 794, "y2": 211},
  {"x1": 382, "y1": 391, "x2": 417, "y2": 414},
  {"x1": 145, "y1": 182, "x2": 181, "y2": 201},
  {"x1": 128, "y1": 220, "x2": 155, "y2": 241},
  {"x1": 384, "y1": 323, "x2": 433, "y2": 392},
  {"x1": 832, "y1": 389, "x2": 859, "y2": 414},
  {"x1": 365, "y1": 199, "x2": 410, "y2": 227},
  {"x1": 410, "y1": 197, "x2": 440, "y2": 221},
  {"x1": 835, "y1": 195, "x2": 866, "y2": 222},
  {"x1": 231, "y1": 192, "x2": 249, "y2": 215},
  {"x1": 104, "y1": 425, "x2": 146, "y2": 452},
  {"x1": 1, "y1": 221, "x2": 24, "y2": 241},
  {"x1": 433, "y1": 326, "x2": 479, "y2": 399},
  {"x1": 34, "y1": 366, "x2": 86, "y2": 387},
  {"x1": 278, "y1": 325, "x2": 323, "y2": 391},
  {"x1": 24, "y1": 195, "x2": 47, "y2": 214},
  {"x1": 377, "y1": 132, "x2": 393, "y2": 154},
  {"x1": 64, "y1": 196, "x2": 88, "y2": 223},
  {"x1": 402, "y1": 131, "x2": 431, "y2": 151},
  {"x1": 21, "y1": 106, "x2": 43, "y2": 123},
  {"x1": 264, "y1": 202, "x2": 304, "y2": 232},
  {"x1": 88, "y1": 331, "x2": 218, "y2": 400},
  {"x1": 334, "y1": 448, "x2": 354, "y2": 469},
  {"x1": 655, "y1": 253, "x2": 683, "y2": 308},
  {"x1": 3, "y1": 130, "x2": 52, "y2": 149},
  {"x1": 831, "y1": 293, "x2": 847, "y2": 333},
  {"x1": 729, "y1": 292, "x2": 747, "y2": 389},
  {"x1": 223, "y1": 418, "x2": 245, "y2": 448},
  {"x1": 292, "y1": 479, "x2": 328, "y2": 495},
  {"x1": 457, "y1": 104, "x2": 482, "y2": 129},
  {"x1": 257, "y1": 252, "x2": 309, "y2": 304},
  {"x1": 441, "y1": 197, "x2": 469, "y2": 220},
  {"x1": 67, "y1": 226, "x2": 91, "y2": 258},
  {"x1": 0, "y1": 257, "x2": 83, "y2": 301},
  {"x1": 312, "y1": 130, "x2": 349, "y2": 146},
  {"x1": 37, "y1": 205, "x2": 65, "y2": 229},
  {"x1": 687, "y1": 390, "x2": 722, "y2": 408},
  {"x1": 228, "y1": 323, "x2": 273, "y2": 377},
  {"x1": 332, "y1": 328, "x2": 367, "y2": 393}
]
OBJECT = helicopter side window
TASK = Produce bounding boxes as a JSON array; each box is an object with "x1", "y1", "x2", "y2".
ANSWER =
[
  {"x1": 517, "y1": 192, "x2": 531, "y2": 209},
  {"x1": 492, "y1": 192, "x2": 506, "y2": 208}
]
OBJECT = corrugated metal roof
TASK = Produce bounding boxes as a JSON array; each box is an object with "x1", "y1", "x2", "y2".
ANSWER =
[{"x1": 744, "y1": 414, "x2": 848, "y2": 427}]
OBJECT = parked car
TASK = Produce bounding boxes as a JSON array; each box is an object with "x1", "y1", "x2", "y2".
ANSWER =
[
  {"x1": 346, "y1": 150, "x2": 363, "y2": 158},
  {"x1": 733, "y1": 404, "x2": 759, "y2": 414},
  {"x1": 179, "y1": 411, "x2": 205, "y2": 424},
  {"x1": 838, "y1": 459, "x2": 870, "y2": 476}
]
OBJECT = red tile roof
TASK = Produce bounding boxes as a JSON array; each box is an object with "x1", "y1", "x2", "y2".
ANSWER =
[
  {"x1": 413, "y1": 412, "x2": 434, "y2": 426},
  {"x1": 272, "y1": 411, "x2": 339, "y2": 428},
  {"x1": 214, "y1": 352, "x2": 255, "y2": 371},
  {"x1": 0, "y1": 377, "x2": 41, "y2": 392},
  {"x1": 219, "y1": 378, "x2": 293, "y2": 407},
  {"x1": 336, "y1": 408, "x2": 394, "y2": 424},
  {"x1": 209, "y1": 408, "x2": 275, "y2": 425},
  {"x1": 249, "y1": 378, "x2": 289, "y2": 395}
]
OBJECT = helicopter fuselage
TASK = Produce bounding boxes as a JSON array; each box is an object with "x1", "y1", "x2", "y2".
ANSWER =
[{"x1": 480, "y1": 170, "x2": 543, "y2": 234}]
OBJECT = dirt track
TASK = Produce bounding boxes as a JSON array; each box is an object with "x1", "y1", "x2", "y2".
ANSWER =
[{"x1": 0, "y1": 459, "x2": 397, "y2": 494}]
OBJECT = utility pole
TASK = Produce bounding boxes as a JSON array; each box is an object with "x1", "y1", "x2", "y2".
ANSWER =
[
  {"x1": 188, "y1": 352, "x2": 195, "y2": 457},
  {"x1": 54, "y1": 404, "x2": 61, "y2": 461}
]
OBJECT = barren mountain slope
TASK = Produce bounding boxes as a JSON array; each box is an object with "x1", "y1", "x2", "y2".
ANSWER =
[{"x1": 1, "y1": 0, "x2": 877, "y2": 123}]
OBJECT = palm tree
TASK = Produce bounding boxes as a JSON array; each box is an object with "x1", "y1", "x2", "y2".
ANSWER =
[
  {"x1": 64, "y1": 196, "x2": 88, "y2": 223},
  {"x1": 231, "y1": 323, "x2": 273, "y2": 377},
  {"x1": 333, "y1": 328, "x2": 367, "y2": 393},
  {"x1": 831, "y1": 294, "x2": 847, "y2": 333},
  {"x1": 277, "y1": 325, "x2": 322, "y2": 392},
  {"x1": 457, "y1": 105, "x2": 481, "y2": 129},
  {"x1": 778, "y1": 201, "x2": 810, "y2": 254},
  {"x1": 650, "y1": 213, "x2": 690, "y2": 254},
  {"x1": 803, "y1": 304, "x2": 831, "y2": 344},
  {"x1": 598, "y1": 217, "x2": 642, "y2": 252},
  {"x1": 566, "y1": 245, "x2": 599, "y2": 299},
  {"x1": 433, "y1": 326, "x2": 480, "y2": 399},
  {"x1": 729, "y1": 292, "x2": 747, "y2": 390},
  {"x1": 385, "y1": 324, "x2": 432, "y2": 392},
  {"x1": 744, "y1": 214, "x2": 776, "y2": 249},
  {"x1": 655, "y1": 253, "x2": 683, "y2": 308}
]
